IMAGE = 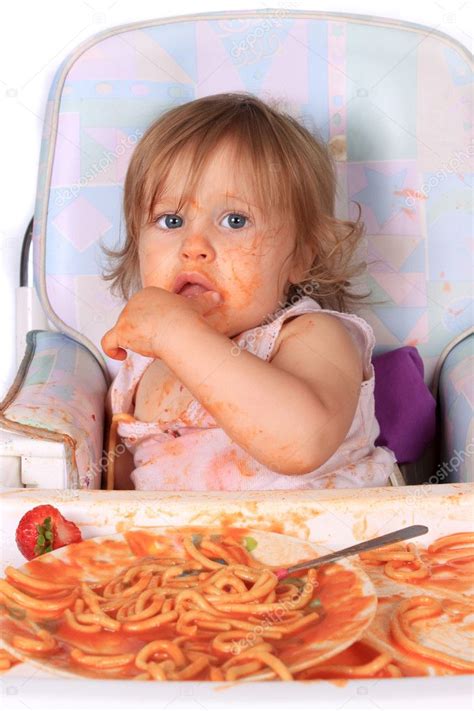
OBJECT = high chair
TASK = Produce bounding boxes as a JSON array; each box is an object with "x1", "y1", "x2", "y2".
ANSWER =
[{"x1": 0, "y1": 9, "x2": 472, "y2": 490}]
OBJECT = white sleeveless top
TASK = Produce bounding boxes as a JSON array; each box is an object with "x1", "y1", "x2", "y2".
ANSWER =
[{"x1": 107, "y1": 296, "x2": 397, "y2": 490}]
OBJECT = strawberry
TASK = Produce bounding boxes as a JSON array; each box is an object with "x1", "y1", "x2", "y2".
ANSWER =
[{"x1": 15, "y1": 505, "x2": 83, "y2": 561}]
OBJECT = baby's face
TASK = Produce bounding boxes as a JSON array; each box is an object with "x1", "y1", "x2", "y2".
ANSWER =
[{"x1": 138, "y1": 140, "x2": 301, "y2": 338}]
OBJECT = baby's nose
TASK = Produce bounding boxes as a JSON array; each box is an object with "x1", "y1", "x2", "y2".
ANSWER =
[{"x1": 181, "y1": 238, "x2": 215, "y2": 260}]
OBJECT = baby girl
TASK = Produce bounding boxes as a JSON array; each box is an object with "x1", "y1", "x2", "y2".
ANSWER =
[{"x1": 101, "y1": 92, "x2": 397, "y2": 491}]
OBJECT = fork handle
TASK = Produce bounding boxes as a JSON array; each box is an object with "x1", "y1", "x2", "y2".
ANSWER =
[{"x1": 278, "y1": 524, "x2": 429, "y2": 579}]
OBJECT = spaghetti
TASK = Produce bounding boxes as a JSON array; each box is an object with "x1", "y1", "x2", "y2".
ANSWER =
[
  {"x1": 295, "y1": 532, "x2": 474, "y2": 679},
  {"x1": 0, "y1": 529, "x2": 373, "y2": 681},
  {"x1": 1, "y1": 529, "x2": 472, "y2": 681}
]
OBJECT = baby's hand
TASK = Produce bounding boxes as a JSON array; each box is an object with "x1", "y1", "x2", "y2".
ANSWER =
[{"x1": 101, "y1": 286, "x2": 222, "y2": 360}]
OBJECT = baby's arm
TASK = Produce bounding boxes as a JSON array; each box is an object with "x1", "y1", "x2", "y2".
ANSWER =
[{"x1": 154, "y1": 312, "x2": 362, "y2": 475}]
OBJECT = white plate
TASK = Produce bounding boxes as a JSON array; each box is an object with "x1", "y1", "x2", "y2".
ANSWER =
[{"x1": 0, "y1": 526, "x2": 377, "y2": 681}]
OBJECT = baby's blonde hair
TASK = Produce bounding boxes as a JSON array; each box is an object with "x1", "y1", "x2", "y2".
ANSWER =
[{"x1": 102, "y1": 92, "x2": 373, "y2": 313}]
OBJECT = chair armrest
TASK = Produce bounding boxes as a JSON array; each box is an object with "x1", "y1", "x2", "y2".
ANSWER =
[
  {"x1": 0, "y1": 330, "x2": 107, "y2": 489},
  {"x1": 437, "y1": 334, "x2": 473, "y2": 483}
]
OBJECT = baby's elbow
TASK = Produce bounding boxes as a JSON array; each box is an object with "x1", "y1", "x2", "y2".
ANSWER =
[
  {"x1": 265, "y1": 447, "x2": 329, "y2": 476},
  {"x1": 270, "y1": 428, "x2": 343, "y2": 476},
  {"x1": 252, "y1": 412, "x2": 347, "y2": 475},
  {"x1": 273, "y1": 456, "x2": 324, "y2": 476},
  {"x1": 291, "y1": 405, "x2": 355, "y2": 475}
]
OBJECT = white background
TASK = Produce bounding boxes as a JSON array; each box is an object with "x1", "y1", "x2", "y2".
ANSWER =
[{"x1": 0, "y1": 0, "x2": 471, "y2": 399}]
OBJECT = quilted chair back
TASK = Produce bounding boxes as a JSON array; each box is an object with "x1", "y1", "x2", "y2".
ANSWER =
[{"x1": 32, "y1": 10, "x2": 473, "y2": 385}]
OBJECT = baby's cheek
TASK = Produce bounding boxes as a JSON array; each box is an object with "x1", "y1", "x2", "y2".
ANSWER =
[
  {"x1": 140, "y1": 258, "x2": 160, "y2": 286},
  {"x1": 228, "y1": 259, "x2": 264, "y2": 309},
  {"x1": 138, "y1": 239, "x2": 171, "y2": 286}
]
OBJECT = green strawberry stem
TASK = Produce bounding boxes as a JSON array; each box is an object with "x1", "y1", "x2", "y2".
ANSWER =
[{"x1": 34, "y1": 516, "x2": 54, "y2": 556}]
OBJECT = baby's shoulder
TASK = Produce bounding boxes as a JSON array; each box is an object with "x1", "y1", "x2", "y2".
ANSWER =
[
  {"x1": 271, "y1": 311, "x2": 364, "y2": 383},
  {"x1": 272, "y1": 310, "x2": 346, "y2": 351}
]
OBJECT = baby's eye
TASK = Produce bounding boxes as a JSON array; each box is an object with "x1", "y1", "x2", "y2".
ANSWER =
[
  {"x1": 154, "y1": 212, "x2": 251, "y2": 231},
  {"x1": 155, "y1": 214, "x2": 183, "y2": 229},
  {"x1": 220, "y1": 212, "x2": 250, "y2": 230}
]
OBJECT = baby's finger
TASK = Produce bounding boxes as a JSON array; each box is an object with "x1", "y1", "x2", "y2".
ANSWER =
[
  {"x1": 101, "y1": 330, "x2": 127, "y2": 360},
  {"x1": 190, "y1": 290, "x2": 222, "y2": 314},
  {"x1": 108, "y1": 347, "x2": 127, "y2": 361}
]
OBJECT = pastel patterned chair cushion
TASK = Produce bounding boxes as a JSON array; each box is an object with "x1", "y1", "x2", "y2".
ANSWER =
[
  {"x1": 0, "y1": 331, "x2": 107, "y2": 489},
  {"x1": 373, "y1": 346, "x2": 436, "y2": 463},
  {"x1": 31, "y1": 11, "x2": 473, "y2": 386},
  {"x1": 437, "y1": 334, "x2": 473, "y2": 483}
]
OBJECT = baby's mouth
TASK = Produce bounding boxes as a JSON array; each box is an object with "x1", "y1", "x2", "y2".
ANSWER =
[{"x1": 178, "y1": 283, "x2": 222, "y2": 301}]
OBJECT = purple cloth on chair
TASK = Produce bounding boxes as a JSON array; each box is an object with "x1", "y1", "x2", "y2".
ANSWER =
[{"x1": 372, "y1": 346, "x2": 436, "y2": 464}]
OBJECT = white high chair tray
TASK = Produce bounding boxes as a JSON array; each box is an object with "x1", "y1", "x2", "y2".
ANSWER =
[{"x1": 0, "y1": 482, "x2": 472, "y2": 710}]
